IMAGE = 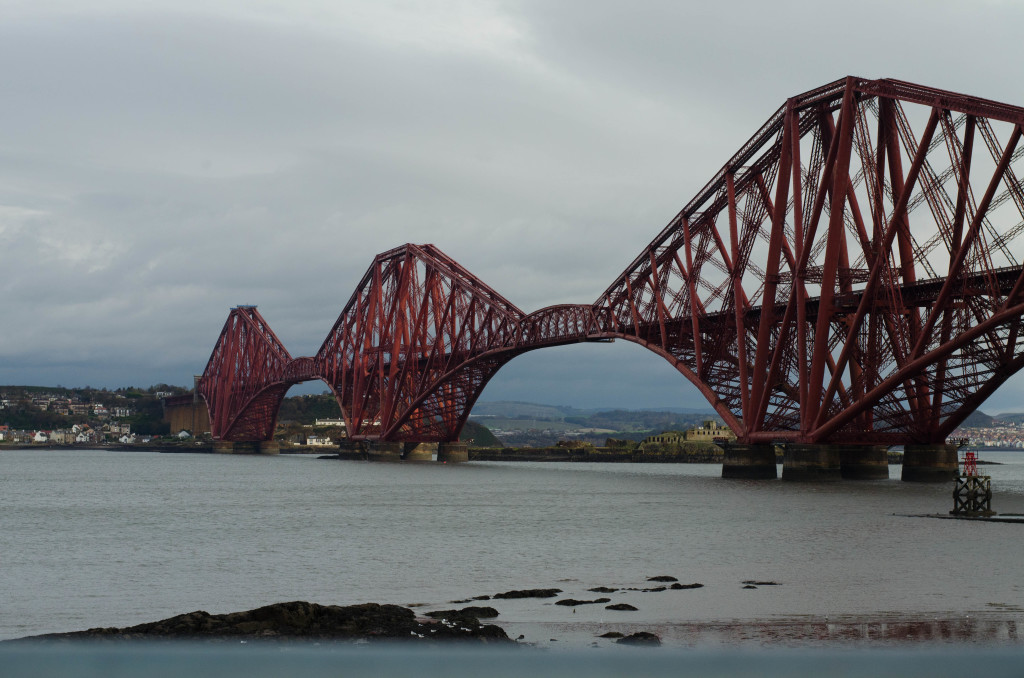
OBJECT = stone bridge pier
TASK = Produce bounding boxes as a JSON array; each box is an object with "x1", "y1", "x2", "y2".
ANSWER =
[{"x1": 723, "y1": 442, "x2": 897, "y2": 481}]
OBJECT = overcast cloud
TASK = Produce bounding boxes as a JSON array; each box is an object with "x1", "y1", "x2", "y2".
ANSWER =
[{"x1": 3, "y1": 0, "x2": 1024, "y2": 411}]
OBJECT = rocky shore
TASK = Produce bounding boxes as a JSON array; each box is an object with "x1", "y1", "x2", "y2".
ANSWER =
[
  {"x1": 13, "y1": 601, "x2": 511, "y2": 644},
  {"x1": 9, "y1": 580, "x2": 689, "y2": 647},
  {"x1": 9, "y1": 575, "x2": 1022, "y2": 648}
]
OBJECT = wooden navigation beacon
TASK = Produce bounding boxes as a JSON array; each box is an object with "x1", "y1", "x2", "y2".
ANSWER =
[{"x1": 951, "y1": 450, "x2": 995, "y2": 517}]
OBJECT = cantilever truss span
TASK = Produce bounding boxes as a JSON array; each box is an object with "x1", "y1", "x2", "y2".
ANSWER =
[{"x1": 198, "y1": 76, "x2": 1024, "y2": 446}]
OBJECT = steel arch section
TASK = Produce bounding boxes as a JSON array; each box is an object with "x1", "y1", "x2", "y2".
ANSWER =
[
  {"x1": 596, "y1": 76, "x2": 1024, "y2": 444},
  {"x1": 197, "y1": 306, "x2": 293, "y2": 441},
  {"x1": 383, "y1": 304, "x2": 602, "y2": 441},
  {"x1": 314, "y1": 243, "x2": 527, "y2": 440},
  {"x1": 383, "y1": 350, "x2": 530, "y2": 442}
]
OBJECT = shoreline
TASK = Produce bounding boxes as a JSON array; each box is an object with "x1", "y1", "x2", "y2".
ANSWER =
[
  {"x1": 8, "y1": 571, "x2": 1024, "y2": 648},
  {"x1": 8, "y1": 600, "x2": 1022, "y2": 649},
  {"x1": 6, "y1": 443, "x2": 1021, "y2": 464}
]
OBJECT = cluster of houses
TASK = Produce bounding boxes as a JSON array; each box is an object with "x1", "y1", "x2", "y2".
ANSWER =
[
  {"x1": 0, "y1": 422, "x2": 155, "y2": 445},
  {"x1": 953, "y1": 423, "x2": 1024, "y2": 449},
  {"x1": 301, "y1": 419, "x2": 347, "y2": 447},
  {"x1": 0, "y1": 392, "x2": 137, "y2": 420},
  {"x1": 0, "y1": 388, "x2": 148, "y2": 446}
]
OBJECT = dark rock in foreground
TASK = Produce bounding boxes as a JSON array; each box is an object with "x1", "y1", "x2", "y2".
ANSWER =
[
  {"x1": 493, "y1": 588, "x2": 561, "y2": 599},
  {"x1": 16, "y1": 601, "x2": 510, "y2": 644},
  {"x1": 647, "y1": 576, "x2": 678, "y2": 582},
  {"x1": 555, "y1": 598, "x2": 611, "y2": 606},
  {"x1": 670, "y1": 583, "x2": 704, "y2": 590},
  {"x1": 425, "y1": 606, "x2": 499, "y2": 620},
  {"x1": 743, "y1": 580, "x2": 779, "y2": 586},
  {"x1": 605, "y1": 603, "x2": 638, "y2": 611},
  {"x1": 588, "y1": 586, "x2": 618, "y2": 593},
  {"x1": 616, "y1": 631, "x2": 661, "y2": 646},
  {"x1": 599, "y1": 631, "x2": 625, "y2": 638}
]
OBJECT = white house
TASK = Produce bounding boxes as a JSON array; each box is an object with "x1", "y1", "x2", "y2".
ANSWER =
[
  {"x1": 306, "y1": 435, "x2": 333, "y2": 446},
  {"x1": 33, "y1": 431, "x2": 49, "y2": 443}
]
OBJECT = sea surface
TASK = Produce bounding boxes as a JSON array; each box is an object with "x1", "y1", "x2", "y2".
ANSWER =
[{"x1": 3, "y1": 448, "x2": 1024, "y2": 647}]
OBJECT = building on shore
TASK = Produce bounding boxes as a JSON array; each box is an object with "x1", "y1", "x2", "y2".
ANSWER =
[{"x1": 641, "y1": 420, "x2": 736, "y2": 446}]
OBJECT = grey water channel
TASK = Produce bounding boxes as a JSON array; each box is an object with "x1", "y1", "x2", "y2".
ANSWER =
[{"x1": 3, "y1": 448, "x2": 1024, "y2": 647}]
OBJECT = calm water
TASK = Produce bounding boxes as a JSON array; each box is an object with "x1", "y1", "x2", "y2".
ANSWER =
[{"x1": 3, "y1": 449, "x2": 1024, "y2": 645}]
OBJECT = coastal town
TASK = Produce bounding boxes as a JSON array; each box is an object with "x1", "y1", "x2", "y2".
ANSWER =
[
  {"x1": 4, "y1": 385, "x2": 1024, "y2": 452},
  {"x1": 0, "y1": 385, "x2": 185, "y2": 446}
]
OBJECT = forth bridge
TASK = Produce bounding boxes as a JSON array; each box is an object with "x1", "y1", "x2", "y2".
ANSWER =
[{"x1": 193, "y1": 76, "x2": 1024, "y2": 481}]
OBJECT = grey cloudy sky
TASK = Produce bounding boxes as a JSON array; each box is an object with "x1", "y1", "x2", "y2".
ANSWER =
[{"x1": 3, "y1": 0, "x2": 1024, "y2": 411}]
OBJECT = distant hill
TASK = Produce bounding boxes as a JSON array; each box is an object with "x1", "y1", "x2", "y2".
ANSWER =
[
  {"x1": 460, "y1": 420, "x2": 503, "y2": 448},
  {"x1": 994, "y1": 412, "x2": 1024, "y2": 425},
  {"x1": 470, "y1": 401, "x2": 583, "y2": 420},
  {"x1": 471, "y1": 400, "x2": 717, "y2": 419},
  {"x1": 962, "y1": 410, "x2": 996, "y2": 428},
  {"x1": 467, "y1": 400, "x2": 724, "y2": 447}
]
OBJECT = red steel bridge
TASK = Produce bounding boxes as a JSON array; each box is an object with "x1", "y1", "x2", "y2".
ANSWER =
[{"x1": 198, "y1": 76, "x2": 1024, "y2": 478}]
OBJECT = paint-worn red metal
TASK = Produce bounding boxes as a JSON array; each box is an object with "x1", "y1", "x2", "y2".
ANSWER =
[{"x1": 198, "y1": 76, "x2": 1024, "y2": 446}]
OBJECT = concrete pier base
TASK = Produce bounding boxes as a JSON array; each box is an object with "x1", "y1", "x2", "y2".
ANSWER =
[
  {"x1": 214, "y1": 441, "x2": 279, "y2": 454},
  {"x1": 721, "y1": 443, "x2": 777, "y2": 479},
  {"x1": 403, "y1": 442, "x2": 436, "y2": 461},
  {"x1": 437, "y1": 442, "x2": 469, "y2": 463},
  {"x1": 839, "y1": 445, "x2": 890, "y2": 480},
  {"x1": 902, "y1": 443, "x2": 959, "y2": 482},
  {"x1": 782, "y1": 444, "x2": 841, "y2": 481},
  {"x1": 366, "y1": 441, "x2": 403, "y2": 462},
  {"x1": 257, "y1": 441, "x2": 280, "y2": 455},
  {"x1": 213, "y1": 441, "x2": 235, "y2": 454}
]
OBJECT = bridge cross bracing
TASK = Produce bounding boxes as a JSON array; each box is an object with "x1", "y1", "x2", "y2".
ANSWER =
[{"x1": 198, "y1": 76, "x2": 1024, "y2": 448}]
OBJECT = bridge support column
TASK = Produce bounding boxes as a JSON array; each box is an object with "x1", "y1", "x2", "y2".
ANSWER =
[
  {"x1": 403, "y1": 442, "x2": 436, "y2": 461},
  {"x1": 721, "y1": 443, "x2": 777, "y2": 479},
  {"x1": 782, "y1": 444, "x2": 841, "y2": 481},
  {"x1": 215, "y1": 441, "x2": 278, "y2": 454},
  {"x1": 902, "y1": 443, "x2": 959, "y2": 482},
  {"x1": 839, "y1": 445, "x2": 890, "y2": 480},
  {"x1": 366, "y1": 441, "x2": 403, "y2": 461},
  {"x1": 213, "y1": 440, "x2": 235, "y2": 454},
  {"x1": 437, "y1": 442, "x2": 469, "y2": 463}
]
